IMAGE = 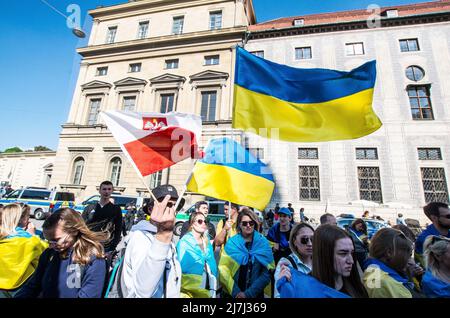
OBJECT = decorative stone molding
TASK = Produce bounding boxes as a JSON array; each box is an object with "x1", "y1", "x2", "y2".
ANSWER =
[
  {"x1": 68, "y1": 147, "x2": 94, "y2": 152},
  {"x1": 103, "y1": 147, "x2": 122, "y2": 152},
  {"x1": 114, "y1": 77, "x2": 147, "y2": 91},
  {"x1": 189, "y1": 70, "x2": 229, "y2": 89},
  {"x1": 81, "y1": 80, "x2": 112, "y2": 91},
  {"x1": 60, "y1": 184, "x2": 87, "y2": 190},
  {"x1": 149, "y1": 74, "x2": 186, "y2": 92},
  {"x1": 96, "y1": 186, "x2": 125, "y2": 192}
]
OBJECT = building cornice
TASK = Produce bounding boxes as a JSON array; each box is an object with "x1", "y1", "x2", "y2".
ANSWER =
[
  {"x1": 77, "y1": 27, "x2": 246, "y2": 58},
  {"x1": 248, "y1": 11, "x2": 450, "y2": 39},
  {"x1": 0, "y1": 151, "x2": 56, "y2": 158},
  {"x1": 89, "y1": 0, "x2": 238, "y2": 20}
]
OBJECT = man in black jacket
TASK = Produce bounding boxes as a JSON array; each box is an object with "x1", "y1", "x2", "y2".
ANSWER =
[{"x1": 81, "y1": 180, "x2": 122, "y2": 257}]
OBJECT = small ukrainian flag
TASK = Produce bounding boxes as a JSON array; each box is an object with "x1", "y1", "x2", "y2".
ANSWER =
[
  {"x1": 186, "y1": 137, "x2": 274, "y2": 211},
  {"x1": 232, "y1": 47, "x2": 382, "y2": 142}
]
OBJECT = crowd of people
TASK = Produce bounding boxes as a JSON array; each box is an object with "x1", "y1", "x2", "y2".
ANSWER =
[{"x1": 0, "y1": 180, "x2": 449, "y2": 298}]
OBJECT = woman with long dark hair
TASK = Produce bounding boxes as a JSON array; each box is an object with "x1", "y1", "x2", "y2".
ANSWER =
[
  {"x1": 278, "y1": 224, "x2": 368, "y2": 298},
  {"x1": 15, "y1": 208, "x2": 109, "y2": 298}
]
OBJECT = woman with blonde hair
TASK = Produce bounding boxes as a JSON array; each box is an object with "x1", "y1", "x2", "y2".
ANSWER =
[
  {"x1": 176, "y1": 212, "x2": 218, "y2": 298},
  {"x1": 0, "y1": 204, "x2": 47, "y2": 297},
  {"x1": 15, "y1": 208, "x2": 109, "y2": 298},
  {"x1": 422, "y1": 235, "x2": 450, "y2": 298}
]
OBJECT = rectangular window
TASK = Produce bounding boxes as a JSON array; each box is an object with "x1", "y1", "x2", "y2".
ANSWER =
[
  {"x1": 386, "y1": 9, "x2": 399, "y2": 18},
  {"x1": 346, "y1": 42, "x2": 365, "y2": 56},
  {"x1": 209, "y1": 11, "x2": 222, "y2": 30},
  {"x1": 400, "y1": 38, "x2": 419, "y2": 52},
  {"x1": 299, "y1": 166, "x2": 320, "y2": 201},
  {"x1": 137, "y1": 21, "x2": 149, "y2": 39},
  {"x1": 408, "y1": 86, "x2": 434, "y2": 120},
  {"x1": 106, "y1": 26, "x2": 117, "y2": 44},
  {"x1": 251, "y1": 51, "x2": 264, "y2": 58},
  {"x1": 298, "y1": 148, "x2": 319, "y2": 159},
  {"x1": 165, "y1": 59, "x2": 179, "y2": 69},
  {"x1": 204, "y1": 55, "x2": 220, "y2": 66},
  {"x1": 418, "y1": 148, "x2": 442, "y2": 160},
  {"x1": 96, "y1": 67, "x2": 108, "y2": 76},
  {"x1": 21, "y1": 190, "x2": 51, "y2": 200},
  {"x1": 122, "y1": 96, "x2": 136, "y2": 112},
  {"x1": 172, "y1": 16, "x2": 184, "y2": 35},
  {"x1": 358, "y1": 167, "x2": 383, "y2": 203},
  {"x1": 246, "y1": 148, "x2": 264, "y2": 160},
  {"x1": 295, "y1": 47, "x2": 312, "y2": 60},
  {"x1": 421, "y1": 168, "x2": 449, "y2": 203},
  {"x1": 150, "y1": 171, "x2": 163, "y2": 189},
  {"x1": 293, "y1": 19, "x2": 305, "y2": 26},
  {"x1": 129, "y1": 63, "x2": 142, "y2": 73},
  {"x1": 200, "y1": 91, "x2": 217, "y2": 122},
  {"x1": 356, "y1": 148, "x2": 378, "y2": 160},
  {"x1": 160, "y1": 94, "x2": 175, "y2": 113},
  {"x1": 87, "y1": 99, "x2": 101, "y2": 125}
]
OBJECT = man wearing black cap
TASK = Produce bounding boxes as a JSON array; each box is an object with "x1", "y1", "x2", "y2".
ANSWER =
[{"x1": 120, "y1": 184, "x2": 183, "y2": 298}]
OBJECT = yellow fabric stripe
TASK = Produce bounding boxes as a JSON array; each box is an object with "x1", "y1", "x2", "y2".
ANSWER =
[
  {"x1": 218, "y1": 250, "x2": 241, "y2": 296},
  {"x1": 180, "y1": 274, "x2": 211, "y2": 298},
  {"x1": 0, "y1": 236, "x2": 48, "y2": 290},
  {"x1": 187, "y1": 161, "x2": 275, "y2": 211},
  {"x1": 232, "y1": 85, "x2": 382, "y2": 142}
]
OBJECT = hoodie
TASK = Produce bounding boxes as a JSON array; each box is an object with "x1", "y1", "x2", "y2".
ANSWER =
[{"x1": 121, "y1": 220, "x2": 181, "y2": 298}]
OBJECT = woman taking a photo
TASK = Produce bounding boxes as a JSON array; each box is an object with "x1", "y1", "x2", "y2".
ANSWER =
[
  {"x1": 219, "y1": 208, "x2": 274, "y2": 298},
  {"x1": 177, "y1": 212, "x2": 218, "y2": 298},
  {"x1": 277, "y1": 224, "x2": 368, "y2": 298},
  {"x1": 15, "y1": 208, "x2": 108, "y2": 298}
]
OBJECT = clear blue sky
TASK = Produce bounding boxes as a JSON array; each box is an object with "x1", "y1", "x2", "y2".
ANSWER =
[{"x1": 0, "y1": 0, "x2": 430, "y2": 151}]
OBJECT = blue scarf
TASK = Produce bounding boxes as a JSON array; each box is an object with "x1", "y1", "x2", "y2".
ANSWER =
[
  {"x1": 6, "y1": 227, "x2": 33, "y2": 239},
  {"x1": 364, "y1": 258, "x2": 414, "y2": 290},
  {"x1": 277, "y1": 269, "x2": 350, "y2": 298},
  {"x1": 422, "y1": 270, "x2": 450, "y2": 298},
  {"x1": 224, "y1": 231, "x2": 274, "y2": 269}
]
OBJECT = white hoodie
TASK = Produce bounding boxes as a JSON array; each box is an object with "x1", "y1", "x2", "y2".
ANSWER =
[{"x1": 121, "y1": 220, "x2": 181, "y2": 298}]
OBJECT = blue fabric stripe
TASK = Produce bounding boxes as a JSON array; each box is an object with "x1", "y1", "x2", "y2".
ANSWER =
[
  {"x1": 235, "y1": 47, "x2": 376, "y2": 104},
  {"x1": 199, "y1": 137, "x2": 274, "y2": 182}
]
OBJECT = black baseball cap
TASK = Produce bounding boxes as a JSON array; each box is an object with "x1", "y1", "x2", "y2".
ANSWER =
[{"x1": 149, "y1": 184, "x2": 185, "y2": 211}]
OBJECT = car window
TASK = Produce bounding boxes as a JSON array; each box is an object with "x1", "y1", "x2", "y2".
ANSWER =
[
  {"x1": 55, "y1": 192, "x2": 75, "y2": 201},
  {"x1": 113, "y1": 196, "x2": 137, "y2": 209},
  {"x1": 5, "y1": 190, "x2": 21, "y2": 199},
  {"x1": 21, "y1": 190, "x2": 51, "y2": 200}
]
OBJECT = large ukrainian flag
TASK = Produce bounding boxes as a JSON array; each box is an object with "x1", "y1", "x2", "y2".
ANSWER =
[
  {"x1": 232, "y1": 47, "x2": 382, "y2": 142},
  {"x1": 186, "y1": 137, "x2": 274, "y2": 211}
]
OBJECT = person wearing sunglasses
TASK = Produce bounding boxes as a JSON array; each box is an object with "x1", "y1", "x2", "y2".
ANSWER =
[
  {"x1": 119, "y1": 184, "x2": 182, "y2": 298},
  {"x1": 363, "y1": 228, "x2": 422, "y2": 298},
  {"x1": 176, "y1": 212, "x2": 218, "y2": 298},
  {"x1": 274, "y1": 223, "x2": 314, "y2": 298},
  {"x1": 421, "y1": 235, "x2": 450, "y2": 298},
  {"x1": 267, "y1": 207, "x2": 294, "y2": 265},
  {"x1": 219, "y1": 208, "x2": 274, "y2": 298},
  {"x1": 278, "y1": 224, "x2": 367, "y2": 298},
  {"x1": 415, "y1": 202, "x2": 450, "y2": 268},
  {"x1": 0, "y1": 204, "x2": 48, "y2": 297},
  {"x1": 15, "y1": 208, "x2": 108, "y2": 298},
  {"x1": 179, "y1": 201, "x2": 216, "y2": 241}
]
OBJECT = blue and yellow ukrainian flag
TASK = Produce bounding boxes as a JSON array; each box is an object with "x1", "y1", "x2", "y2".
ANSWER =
[
  {"x1": 233, "y1": 47, "x2": 382, "y2": 142},
  {"x1": 176, "y1": 232, "x2": 218, "y2": 298},
  {"x1": 186, "y1": 137, "x2": 274, "y2": 211},
  {"x1": 219, "y1": 231, "x2": 274, "y2": 297}
]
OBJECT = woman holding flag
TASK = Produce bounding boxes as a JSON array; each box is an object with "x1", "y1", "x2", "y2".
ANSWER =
[
  {"x1": 176, "y1": 212, "x2": 218, "y2": 298},
  {"x1": 219, "y1": 208, "x2": 274, "y2": 298}
]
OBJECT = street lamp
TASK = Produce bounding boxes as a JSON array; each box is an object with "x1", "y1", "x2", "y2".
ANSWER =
[{"x1": 39, "y1": 0, "x2": 86, "y2": 38}]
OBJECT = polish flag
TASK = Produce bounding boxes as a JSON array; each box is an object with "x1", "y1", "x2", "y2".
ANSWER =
[{"x1": 101, "y1": 111, "x2": 203, "y2": 177}]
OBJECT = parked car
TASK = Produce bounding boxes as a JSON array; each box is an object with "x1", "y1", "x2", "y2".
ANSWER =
[
  {"x1": 73, "y1": 194, "x2": 150, "y2": 215},
  {"x1": 0, "y1": 187, "x2": 75, "y2": 220},
  {"x1": 336, "y1": 216, "x2": 389, "y2": 239}
]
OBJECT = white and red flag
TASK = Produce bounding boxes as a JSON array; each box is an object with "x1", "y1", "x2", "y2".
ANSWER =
[{"x1": 101, "y1": 111, "x2": 203, "y2": 177}]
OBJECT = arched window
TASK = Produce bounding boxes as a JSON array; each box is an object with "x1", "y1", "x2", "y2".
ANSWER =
[
  {"x1": 72, "y1": 157, "x2": 85, "y2": 185},
  {"x1": 110, "y1": 157, "x2": 122, "y2": 186},
  {"x1": 405, "y1": 66, "x2": 425, "y2": 81}
]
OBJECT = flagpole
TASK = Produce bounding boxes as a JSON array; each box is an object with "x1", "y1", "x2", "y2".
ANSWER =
[{"x1": 173, "y1": 160, "x2": 197, "y2": 213}]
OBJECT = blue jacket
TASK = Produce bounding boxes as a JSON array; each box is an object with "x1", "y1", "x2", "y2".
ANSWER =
[
  {"x1": 421, "y1": 270, "x2": 450, "y2": 298},
  {"x1": 15, "y1": 248, "x2": 107, "y2": 298}
]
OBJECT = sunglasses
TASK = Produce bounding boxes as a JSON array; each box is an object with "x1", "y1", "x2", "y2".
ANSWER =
[
  {"x1": 438, "y1": 214, "x2": 450, "y2": 219},
  {"x1": 196, "y1": 219, "x2": 209, "y2": 225},
  {"x1": 47, "y1": 233, "x2": 69, "y2": 245},
  {"x1": 299, "y1": 236, "x2": 313, "y2": 245},
  {"x1": 241, "y1": 221, "x2": 255, "y2": 227},
  {"x1": 431, "y1": 235, "x2": 450, "y2": 244}
]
